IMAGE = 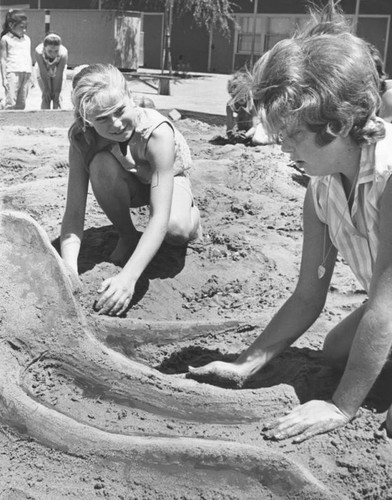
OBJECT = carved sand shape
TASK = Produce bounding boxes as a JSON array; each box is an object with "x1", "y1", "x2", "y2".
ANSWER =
[{"x1": 0, "y1": 210, "x2": 338, "y2": 499}]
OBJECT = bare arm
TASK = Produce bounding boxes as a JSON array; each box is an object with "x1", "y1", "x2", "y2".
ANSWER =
[
  {"x1": 333, "y1": 177, "x2": 392, "y2": 416},
  {"x1": 122, "y1": 122, "x2": 174, "y2": 281},
  {"x1": 190, "y1": 186, "x2": 336, "y2": 379},
  {"x1": 0, "y1": 38, "x2": 8, "y2": 89},
  {"x1": 60, "y1": 144, "x2": 90, "y2": 274},
  {"x1": 35, "y1": 48, "x2": 51, "y2": 93},
  {"x1": 95, "y1": 122, "x2": 176, "y2": 315},
  {"x1": 264, "y1": 178, "x2": 392, "y2": 443},
  {"x1": 51, "y1": 47, "x2": 68, "y2": 94},
  {"x1": 226, "y1": 103, "x2": 236, "y2": 133}
]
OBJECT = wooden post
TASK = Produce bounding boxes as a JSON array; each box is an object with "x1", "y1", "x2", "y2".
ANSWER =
[
  {"x1": 159, "y1": 77, "x2": 170, "y2": 95},
  {"x1": 159, "y1": 0, "x2": 174, "y2": 95},
  {"x1": 45, "y1": 10, "x2": 50, "y2": 35},
  {"x1": 250, "y1": 0, "x2": 259, "y2": 69},
  {"x1": 353, "y1": 0, "x2": 360, "y2": 34}
]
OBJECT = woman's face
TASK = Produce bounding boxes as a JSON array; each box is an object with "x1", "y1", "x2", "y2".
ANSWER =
[
  {"x1": 44, "y1": 44, "x2": 60, "y2": 60},
  {"x1": 86, "y1": 93, "x2": 135, "y2": 142},
  {"x1": 279, "y1": 123, "x2": 356, "y2": 177}
]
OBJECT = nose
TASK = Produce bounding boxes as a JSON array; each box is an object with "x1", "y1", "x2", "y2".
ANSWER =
[{"x1": 110, "y1": 116, "x2": 123, "y2": 131}]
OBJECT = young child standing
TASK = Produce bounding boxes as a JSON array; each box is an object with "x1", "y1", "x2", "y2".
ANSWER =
[
  {"x1": 61, "y1": 64, "x2": 201, "y2": 316},
  {"x1": 0, "y1": 9, "x2": 32, "y2": 110},
  {"x1": 35, "y1": 32, "x2": 68, "y2": 109}
]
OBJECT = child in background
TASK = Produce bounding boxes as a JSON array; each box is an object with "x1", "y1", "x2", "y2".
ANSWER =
[
  {"x1": 226, "y1": 70, "x2": 273, "y2": 146},
  {"x1": 61, "y1": 64, "x2": 201, "y2": 316},
  {"x1": 35, "y1": 32, "x2": 68, "y2": 109},
  {"x1": 0, "y1": 9, "x2": 32, "y2": 110}
]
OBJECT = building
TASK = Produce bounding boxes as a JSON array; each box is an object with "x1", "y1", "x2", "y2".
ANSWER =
[{"x1": 1, "y1": 1, "x2": 391, "y2": 74}]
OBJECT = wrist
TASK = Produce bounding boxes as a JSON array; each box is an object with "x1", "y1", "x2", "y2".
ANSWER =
[
  {"x1": 233, "y1": 354, "x2": 264, "y2": 377},
  {"x1": 330, "y1": 396, "x2": 357, "y2": 420}
]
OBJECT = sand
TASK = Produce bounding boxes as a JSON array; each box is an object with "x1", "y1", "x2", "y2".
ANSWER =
[{"x1": 0, "y1": 109, "x2": 392, "y2": 500}]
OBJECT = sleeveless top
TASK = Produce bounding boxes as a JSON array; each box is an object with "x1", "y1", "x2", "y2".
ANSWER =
[
  {"x1": 70, "y1": 108, "x2": 192, "y2": 184},
  {"x1": 310, "y1": 121, "x2": 392, "y2": 292},
  {"x1": 1, "y1": 33, "x2": 32, "y2": 73}
]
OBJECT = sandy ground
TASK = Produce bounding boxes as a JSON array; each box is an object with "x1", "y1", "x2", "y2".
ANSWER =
[{"x1": 1, "y1": 106, "x2": 392, "y2": 500}]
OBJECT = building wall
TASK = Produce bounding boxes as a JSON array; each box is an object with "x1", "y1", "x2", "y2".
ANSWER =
[
  {"x1": 141, "y1": 13, "x2": 163, "y2": 69},
  {"x1": 0, "y1": 9, "x2": 141, "y2": 70},
  {"x1": 1, "y1": 1, "x2": 392, "y2": 75},
  {"x1": 171, "y1": 12, "x2": 210, "y2": 73}
]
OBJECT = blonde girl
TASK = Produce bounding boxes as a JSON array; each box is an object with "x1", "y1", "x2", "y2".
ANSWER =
[
  {"x1": 61, "y1": 64, "x2": 201, "y2": 316},
  {"x1": 0, "y1": 9, "x2": 32, "y2": 109}
]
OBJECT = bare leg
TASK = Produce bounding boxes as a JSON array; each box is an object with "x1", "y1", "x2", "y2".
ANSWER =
[
  {"x1": 322, "y1": 303, "x2": 367, "y2": 369},
  {"x1": 89, "y1": 151, "x2": 148, "y2": 264},
  {"x1": 165, "y1": 177, "x2": 202, "y2": 245}
]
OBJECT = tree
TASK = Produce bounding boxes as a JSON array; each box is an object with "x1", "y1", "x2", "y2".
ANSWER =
[{"x1": 102, "y1": 0, "x2": 237, "y2": 73}]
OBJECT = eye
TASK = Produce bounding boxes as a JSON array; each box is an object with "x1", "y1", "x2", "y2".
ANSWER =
[
  {"x1": 95, "y1": 115, "x2": 109, "y2": 123},
  {"x1": 114, "y1": 106, "x2": 125, "y2": 117}
]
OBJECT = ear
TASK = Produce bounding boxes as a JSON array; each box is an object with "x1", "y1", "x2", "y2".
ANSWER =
[
  {"x1": 339, "y1": 119, "x2": 354, "y2": 138},
  {"x1": 326, "y1": 117, "x2": 353, "y2": 138}
]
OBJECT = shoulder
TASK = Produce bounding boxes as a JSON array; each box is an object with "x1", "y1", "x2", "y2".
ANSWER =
[
  {"x1": 136, "y1": 108, "x2": 174, "y2": 136},
  {"x1": 60, "y1": 45, "x2": 68, "y2": 56},
  {"x1": 0, "y1": 34, "x2": 9, "y2": 46},
  {"x1": 35, "y1": 42, "x2": 44, "y2": 53}
]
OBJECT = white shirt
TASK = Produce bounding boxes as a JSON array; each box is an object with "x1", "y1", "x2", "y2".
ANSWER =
[{"x1": 1, "y1": 32, "x2": 32, "y2": 73}]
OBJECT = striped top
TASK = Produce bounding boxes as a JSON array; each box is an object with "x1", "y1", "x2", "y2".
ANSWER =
[{"x1": 310, "y1": 121, "x2": 392, "y2": 292}]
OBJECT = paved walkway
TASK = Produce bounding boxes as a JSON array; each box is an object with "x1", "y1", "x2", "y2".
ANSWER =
[{"x1": 22, "y1": 69, "x2": 230, "y2": 117}]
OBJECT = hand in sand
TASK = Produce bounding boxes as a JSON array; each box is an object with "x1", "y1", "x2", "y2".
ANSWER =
[
  {"x1": 188, "y1": 361, "x2": 250, "y2": 387},
  {"x1": 95, "y1": 272, "x2": 135, "y2": 316},
  {"x1": 62, "y1": 261, "x2": 82, "y2": 294},
  {"x1": 263, "y1": 400, "x2": 353, "y2": 443}
]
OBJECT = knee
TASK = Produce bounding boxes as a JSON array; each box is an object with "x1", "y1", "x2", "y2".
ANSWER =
[
  {"x1": 165, "y1": 216, "x2": 192, "y2": 245},
  {"x1": 89, "y1": 151, "x2": 121, "y2": 187}
]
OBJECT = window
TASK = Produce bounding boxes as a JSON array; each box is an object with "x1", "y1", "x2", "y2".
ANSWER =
[{"x1": 235, "y1": 14, "x2": 308, "y2": 55}]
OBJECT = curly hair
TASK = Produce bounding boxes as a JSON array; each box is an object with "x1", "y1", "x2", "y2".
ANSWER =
[{"x1": 252, "y1": 6, "x2": 384, "y2": 145}]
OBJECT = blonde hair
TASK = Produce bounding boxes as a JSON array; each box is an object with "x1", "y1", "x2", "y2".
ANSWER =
[
  {"x1": 71, "y1": 64, "x2": 130, "y2": 128},
  {"x1": 69, "y1": 64, "x2": 133, "y2": 156}
]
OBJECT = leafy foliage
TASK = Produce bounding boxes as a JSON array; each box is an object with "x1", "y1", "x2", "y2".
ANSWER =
[{"x1": 102, "y1": 0, "x2": 237, "y2": 34}]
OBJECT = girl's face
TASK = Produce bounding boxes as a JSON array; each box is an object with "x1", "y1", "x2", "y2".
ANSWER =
[
  {"x1": 11, "y1": 21, "x2": 27, "y2": 38},
  {"x1": 44, "y1": 44, "x2": 60, "y2": 60},
  {"x1": 86, "y1": 93, "x2": 136, "y2": 142}
]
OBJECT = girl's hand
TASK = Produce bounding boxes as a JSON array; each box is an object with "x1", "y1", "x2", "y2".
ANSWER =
[
  {"x1": 95, "y1": 272, "x2": 135, "y2": 316},
  {"x1": 262, "y1": 400, "x2": 353, "y2": 443},
  {"x1": 188, "y1": 361, "x2": 250, "y2": 388}
]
